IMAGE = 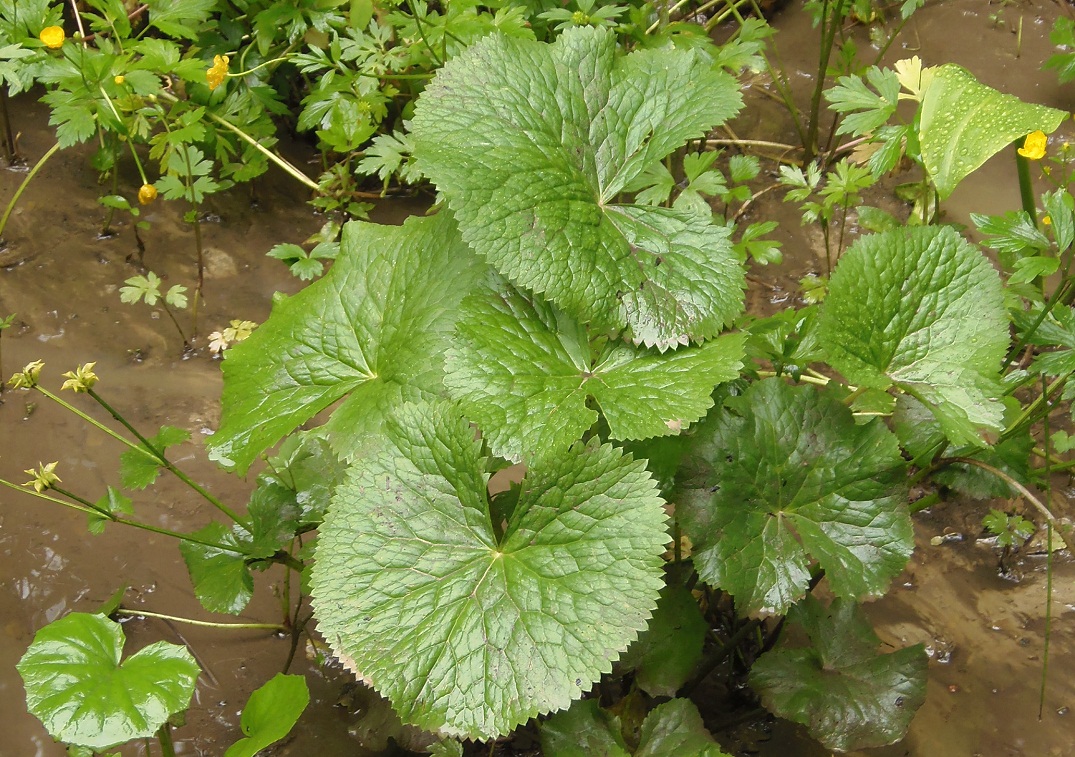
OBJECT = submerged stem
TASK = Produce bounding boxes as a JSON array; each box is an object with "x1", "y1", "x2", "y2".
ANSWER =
[{"x1": 0, "y1": 142, "x2": 62, "y2": 241}]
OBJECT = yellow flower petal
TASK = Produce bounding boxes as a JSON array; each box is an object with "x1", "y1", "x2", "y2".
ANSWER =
[
  {"x1": 114, "y1": 75, "x2": 125, "y2": 85},
  {"x1": 138, "y1": 183, "x2": 158, "y2": 205},
  {"x1": 1018, "y1": 130, "x2": 1048, "y2": 160},
  {"x1": 39, "y1": 26, "x2": 65, "y2": 49},
  {"x1": 207, "y1": 55, "x2": 229, "y2": 91}
]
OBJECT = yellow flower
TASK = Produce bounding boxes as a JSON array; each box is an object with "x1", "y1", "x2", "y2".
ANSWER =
[
  {"x1": 8, "y1": 359, "x2": 44, "y2": 390},
  {"x1": 1043, "y1": 215, "x2": 1052, "y2": 226},
  {"x1": 61, "y1": 362, "x2": 99, "y2": 393},
  {"x1": 206, "y1": 55, "x2": 229, "y2": 91},
  {"x1": 114, "y1": 75, "x2": 125, "y2": 85},
  {"x1": 138, "y1": 183, "x2": 158, "y2": 205},
  {"x1": 1018, "y1": 130, "x2": 1047, "y2": 160},
  {"x1": 39, "y1": 26, "x2": 65, "y2": 49}
]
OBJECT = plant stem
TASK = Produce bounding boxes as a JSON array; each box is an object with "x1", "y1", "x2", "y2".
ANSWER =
[
  {"x1": 681, "y1": 617, "x2": 763, "y2": 696},
  {"x1": 1015, "y1": 140, "x2": 1038, "y2": 226},
  {"x1": 157, "y1": 723, "x2": 176, "y2": 757},
  {"x1": 0, "y1": 141, "x2": 62, "y2": 241},
  {"x1": 0, "y1": 478, "x2": 102, "y2": 516},
  {"x1": 805, "y1": 0, "x2": 847, "y2": 163},
  {"x1": 114, "y1": 607, "x2": 286, "y2": 631},
  {"x1": 156, "y1": 92, "x2": 318, "y2": 191},
  {"x1": 34, "y1": 385, "x2": 156, "y2": 460},
  {"x1": 86, "y1": 388, "x2": 249, "y2": 528},
  {"x1": 942, "y1": 457, "x2": 1075, "y2": 552},
  {"x1": 0, "y1": 89, "x2": 15, "y2": 164}
]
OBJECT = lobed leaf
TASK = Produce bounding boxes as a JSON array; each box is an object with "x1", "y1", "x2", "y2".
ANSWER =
[
  {"x1": 445, "y1": 279, "x2": 744, "y2": 461},
  {"x1": 310, "y1": 400, "x2": 668, "y2": 740}
]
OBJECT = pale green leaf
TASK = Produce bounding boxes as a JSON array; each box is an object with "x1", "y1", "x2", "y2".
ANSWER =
[
  {"x1": 412, "y1": 27, "x2": 745, "y2": 349},
  {"x1": 446, "y1": 280, "x2": 744, "y2": 461},
  {"x1": 17, "y1": 613, "x2": 199, "y2": 750},
  {"x1": 224, "y1": 674, "x2": 310, "y2": 757},
  {"x1": 310, "y1": 401, "x2": 667, "y2": 740},
  {"x1": 207, "y1": 212, "x2": 484, "y2": 473},
  {"x1": 819, "y1": 226, "x2": 1009, "y2": 447},
  {"x1": 750, "y1": 596, "x2": 927, "y2": 751},
  {"x1": 918, "y1": 64, "x2": 1067, "y2": 199},
  {"x1": 677, "y1": 379, "x2": 910, "y2": 616}
]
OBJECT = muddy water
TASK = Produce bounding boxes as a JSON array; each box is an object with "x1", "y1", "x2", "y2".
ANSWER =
[{"x1": 2, "y1": 1, "x2": 1075, "y2": 755}]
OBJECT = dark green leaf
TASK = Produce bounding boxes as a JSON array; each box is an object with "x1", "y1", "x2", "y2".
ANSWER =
[
  {"x1": 677, "y1": 380, "x2": 910, "y2": 615},
  {"x1": 180, "y1": 523, "x2": 253, "y2": 614},
  {"x1": 619, "y1": 584, "x2": 707, "y2": 697},
  {"x1": 750, "y1": 596, "x2": 927, "y2": 751}
]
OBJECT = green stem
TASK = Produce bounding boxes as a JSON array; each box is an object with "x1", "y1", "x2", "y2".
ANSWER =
[
  {"x1": 1015, "y1": 140, "x2": 1038, "y2": 225},
  {"x1": 404, "y1": 0, "x2": 443, "y2": 67},
  {"x1": 157, "y1": 92, "x2": 318, "y2": 191},
  {"x1": 0, "y1": 478, "x2": 101, "y2": 516},
  {"x1": 910, "y1": 490, "x2": 942, "y2": 514},
  {"x1": 1003, "y1": 280, "x2": 1072, "y2": 370},
  {"x1": 0, "y1": 142, "x2": 62, "y2": 241},
  {"x1": 942, "y1": 457, "x2": 1075, "y2": 553},
  {"x1": 86, "y1": 388, "x2": 249, "y2": 528},
  {"x1": 158, "y1": 723, "x2": 176, "y2": 757},
  {"x1": 805, "y1": 0, "x2": 847, "y2": 163},
  {"x1": 34, "y1": 385, "x2": 155, "y2": 460},
  {"x1": 114, "y1": 607, "x2": 286, "y2": 631}
]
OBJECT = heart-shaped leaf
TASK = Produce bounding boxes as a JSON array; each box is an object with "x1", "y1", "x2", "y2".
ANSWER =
[
  {"x1": 446, "y1": 279, "x2": 744, "y2": 461},
  {"x1": 918, "y1": 64, "x2": 1067, "y2": 199},
  {"x1": 750, "y1": 596, "x2": 927, "y2": 751},
  {"x1": 310, "y1": 400, "x2": 668, "y2": 740},
  {"x1": 207, "y1": 211, "x2": 484, "y2": 473},
  {"x1": 677, "y1": 379, "x2": 911, "y2": 616},
  {"x1": 17, "y1": 613, "x2": 199, "y2": 750},
  {"x1": 412, "y1": 26, "x2": 745, "y2": 349}
]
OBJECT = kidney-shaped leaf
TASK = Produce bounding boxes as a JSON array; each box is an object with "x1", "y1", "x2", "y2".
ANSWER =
[
  {"x1": 446, "y1": 279, "x2": 744, "y2": 461},
  {"x1": 819, "y1": 226, "x2": 1008, "y2": 448},
  {"x1": 919, "y1": 64, "x2": 1067, "y2": 199},
  {"x1": 750, "y1": 596, "x2": 927, "y2": 751},
  {"x1": 207, "y1": 211, "x2": 483, "y2": 473},
  {"x1": 17, "y1": 613, "x2": 199, "y2": 750},
  {"x1": 224, "y1": 673, "x2": 310, "y2": 757},
  {"x1": 310, "y1": 400, "x2": 668, "y2": 740},
  {"x1": 412, "y1": 26, "x2": 745, "y2": 349},
  {"x1": 677, "y1": 379, "x2": 910, "y2": 616}
]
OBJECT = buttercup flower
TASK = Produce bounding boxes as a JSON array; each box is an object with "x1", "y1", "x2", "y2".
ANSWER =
[
  {"x1": 114, "y1": 75, "x2": 125, "y2": 85},
  {"x1": 206, "y1": 55, "x2": 229, "y2": 91},
  {"x1": 39, "y1": 26, "x2": 64, "y2": 49},
  {"x1": 138, "y1": 183, "x2": 158, "y2": 205},
  {"x1": 8, "y1": 359, "x2": 44, "y2": 390},
  {"x1": 61, "y1": 362, "x2": 98, "y2": 393},
  {"x1": 23, "y1": 462, "x2": 61, "y2": 493},
  {"x1": 1018, "y1": 130, "x2": 1047, "y2": 160}
]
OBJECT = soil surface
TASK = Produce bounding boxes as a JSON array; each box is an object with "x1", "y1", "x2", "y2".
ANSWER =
[{"x1": 2, "y1": 1, "x2": 1075, "y2": 755}]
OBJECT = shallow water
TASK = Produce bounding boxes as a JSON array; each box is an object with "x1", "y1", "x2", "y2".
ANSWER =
[{"x1": 2, "y1": 2, "x2": 1075, "y2": 755}]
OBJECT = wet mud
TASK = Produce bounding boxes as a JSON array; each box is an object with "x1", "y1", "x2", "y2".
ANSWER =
[{"x1": 2, "y1": 1, "x2": 1075, "y2": 755}]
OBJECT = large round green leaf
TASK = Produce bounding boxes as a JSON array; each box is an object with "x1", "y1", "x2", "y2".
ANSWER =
[
  {"x1": 677, "y1": 379, "x2": 910, "y2": 616},
  {"x1": 17, "y1": 613, "x2": 200, "y2": 750},
  {"x1": 412, "y1": 26, "x2": 745, "y2": 349},
  {"x1": 310, "y1": 401, "x2": 668, "y2": 739}
]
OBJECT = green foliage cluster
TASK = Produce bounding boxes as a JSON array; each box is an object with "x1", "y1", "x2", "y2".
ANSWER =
[{"x1": 7, "y1": 1, "x2": 1075, "y2": 754}]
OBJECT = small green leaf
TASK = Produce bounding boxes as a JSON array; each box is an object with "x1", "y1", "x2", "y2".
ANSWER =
[
  {"x1": 819, "y1": 226, "x2": 1009, "y2": 448},
  {"x1": 635, "y1": 699, "x2": 730, "y2": 757},
  {"x1": 618, "y1": 584, "x2": 707, "y2": 698},
  {"x1": 224, "y1": 673, "x2": 310, "y2": 757},
  {"x1": 918, "y1": 64, "x2": 1067, "y2": 199},
  {"x1": 17, "y1": 613, "x2": 199, "y2": 750},
  {"x1": 310, "y1": 400, "x2": 667, "y2": 740},
  {"x1": 208, "y1": 212, "x2": 484, "y2": 473},
  {"x1": 750, "y1": 596, "x2": 927, "y2": 751},
  {"x1": 180, "y1": 523, "x2": 253, "y2": 614},
  {"x1": 412, "y1": 26, "x2": 745, "y2": 349},
  {"x1": 446, "y1": 280, "x2": 744, "y2": 461},
  {"x1": 119, "y1": 426, "x2": 190, "y2": 489},
  {"x1": 89, "y1": 486, "x2": 133, "y2": 534},
  {"x1": 677, "y1": 380, "x2": 910, "y2": 615},
  {"x1": 542, "y1": 699, "x2": 630, "y2": 757}
]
